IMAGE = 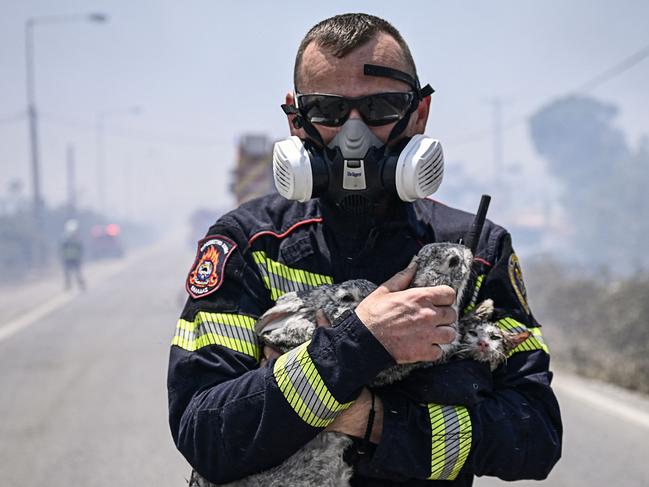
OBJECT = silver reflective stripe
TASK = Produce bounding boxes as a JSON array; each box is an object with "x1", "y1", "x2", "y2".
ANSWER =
[
  {"x1": 283, "y1": 347, "x2": 340, "y2": 421},
  {"x1": 273, "y1": 341, "x2": 351, "y2": 427},
  {"x1": 172, "y1": 312, "x2": 260, "y2": 360},
  {"x1": 497, "y1": 317, "x2": 528, "y2": 333},
  {"x1": 439, "y1": 406, "x2": 460, "y2": 479},
  {"x1": 252, "y1": 251, "x2": 333, "y2": 300},
  {"x1": 428, "y1": 404, "x2": 472, "y2": 480}
]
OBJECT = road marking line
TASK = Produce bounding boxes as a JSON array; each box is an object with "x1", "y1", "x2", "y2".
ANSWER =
[
  {"x1": 554, "y1": 375, "x2": 649, "y2": 430},
  {"x1": 0, "y1": 291, "x2": 78, "y2": 344},
  {"x1": 0, "y1": 250, "x2": 140, "y2": 345}
]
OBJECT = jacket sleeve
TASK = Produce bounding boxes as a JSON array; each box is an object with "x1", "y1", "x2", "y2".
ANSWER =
[
  {"x1": 167, "y1": 219, "x2": 394, "y2": 484},
  {"x1": 360, "y1": 232, "x2": 563, "y2": 482}
]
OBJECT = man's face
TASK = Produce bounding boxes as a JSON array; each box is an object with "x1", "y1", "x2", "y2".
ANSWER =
[{"x1": 286, "y1": 32, "x2": 430, "y2": 145}]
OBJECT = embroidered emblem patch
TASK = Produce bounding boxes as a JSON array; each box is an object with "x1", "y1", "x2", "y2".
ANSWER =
[
  {"x1": 186, "y1": 235, "x2": 236, "y2": 299},
  {"x1": 508, "y1": 253, "x2": 530, "y2": 314}
]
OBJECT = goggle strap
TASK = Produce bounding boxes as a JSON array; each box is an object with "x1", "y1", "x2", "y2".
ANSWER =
[
  {"x1": 387, "y1": 110, "x2": 412, "y2": 143},
  {"x1": 364, "y1": 64, "x2": 432, "y2": 97},
  {"x1": 281, "y1": 103, "x2": 324, "y2": 147},
  {"x1": 281, "y1": 103, "x2": 325, "y2": 146},
  {"x1": 303, "y1": 120, "x2": 325, "y2": 147},
  {"x1": 387, "y1": 88, "x2": 427, "y2": 143},
  {"x1": 420, "y1": 84, "x2": 435, "y2": 98},
  {"x1": 281, "y1": 103, "x2": 298, "y2": 115}
]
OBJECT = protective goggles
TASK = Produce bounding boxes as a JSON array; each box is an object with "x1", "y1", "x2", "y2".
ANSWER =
[{"x1": 295, "y1": 91, "x2": 417, "y2": 127}]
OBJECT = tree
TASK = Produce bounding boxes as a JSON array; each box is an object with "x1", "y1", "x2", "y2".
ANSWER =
[{"x1": 529, "y1": 95, "x2": 649, "y2": 273}]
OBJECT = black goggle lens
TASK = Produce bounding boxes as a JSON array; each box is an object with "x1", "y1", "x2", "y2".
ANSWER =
[{"x1": 297, "y1": 92, "x2": 415, "y2": 127}]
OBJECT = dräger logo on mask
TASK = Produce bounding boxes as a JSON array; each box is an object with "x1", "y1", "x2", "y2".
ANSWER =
[{"x1": 343, "y1": 159, "x2": 367, "y2": 190}]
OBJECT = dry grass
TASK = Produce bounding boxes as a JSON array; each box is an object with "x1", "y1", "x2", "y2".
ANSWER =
[{"x1": 525, "y1": 259, "x2": 649, "y2": 394}]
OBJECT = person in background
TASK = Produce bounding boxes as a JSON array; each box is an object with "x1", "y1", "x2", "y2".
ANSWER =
[{"x1": 60, "y1": 219, "x2": 85, "y2": 291}]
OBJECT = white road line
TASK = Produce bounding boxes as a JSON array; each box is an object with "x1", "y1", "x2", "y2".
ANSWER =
[
  {"x1": 554, "y1": 375, "x2": 649, "y2": 430},
  {"x1": 0, "y1": 291, "x2": 78, "y2": 344},
  {"x1": 0, "y1": 249, "x2": 141, "y2": 345}
]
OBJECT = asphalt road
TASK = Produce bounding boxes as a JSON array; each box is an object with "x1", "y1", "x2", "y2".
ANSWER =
[{"x1": 1, "y1": 240, "x2": 648, "y2": 486}]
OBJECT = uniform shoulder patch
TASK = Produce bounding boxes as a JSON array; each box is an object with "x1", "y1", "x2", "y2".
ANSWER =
[
  {"x1": 186, "y1": 235, "x2": 237, "y2": 299},
  {"x1": 508, "y1": 253, "x2": 530, "y2": 314}
]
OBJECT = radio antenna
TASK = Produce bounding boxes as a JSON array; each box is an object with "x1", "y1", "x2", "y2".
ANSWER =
[{"x1": 465, "y1": 194, "x2": 491, "y2": 255}]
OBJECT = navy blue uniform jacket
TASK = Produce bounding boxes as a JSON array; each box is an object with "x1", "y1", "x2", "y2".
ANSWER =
[{"x1": 167, "y1": 194, "x2": 562, "y2": 485}]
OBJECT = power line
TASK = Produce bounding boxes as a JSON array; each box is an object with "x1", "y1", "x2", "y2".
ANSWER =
[
  {"x1": 38, "y1": 112, "x2": 226, "y2": 148},
  {"x1": 575, "y1": 43, "x2": 649, "y2": 93},
  {"x1": 448, "y1": 41, "x2": 649, "y2": 147}
]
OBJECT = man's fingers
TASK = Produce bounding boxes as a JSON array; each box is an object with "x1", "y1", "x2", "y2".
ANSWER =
[
  {"x1": 378, "y1": 258, "x2": 418, "y2": 293},
  {"x1": 433, "y1": 306, "x2": 457, "y2": 326},
  {"x1": 408, "y1": 342, "x2": 444, "y2": 363},
  {"x1": 427, "y1": 285, "x2": 456, "y2": 306},
  {"x1": 432, "y1": 324, "x2": 457, "y2": 344},
  {"x1": 263, "y1": 345, "x2": 281, "y2": 363}
]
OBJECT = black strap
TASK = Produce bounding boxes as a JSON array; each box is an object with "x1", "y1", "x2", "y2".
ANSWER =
[
  {"x1": 364, "y1": 64, "x2": 421, "y2": 92},
  {"x1": 281, "y1": 104, "x2": 298, "y2": 115},
  {"x1": 365, "y1": 64, "x2": 435, "y2": 142},
  {"x1": 364, "y1": 64, "x2": 435, "y2": 100},
  {"x1": 357, "y1": 389, "x2": 376, "y2": 455},
  {"x1": 281, "y1": 103, "x2": 325, "y2": 146},
  {"x1": 420, "y1": 84, "x2": 435, "y2": 98}
]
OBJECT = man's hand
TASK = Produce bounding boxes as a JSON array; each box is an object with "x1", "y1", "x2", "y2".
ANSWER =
[
  {"x1": 355, "y1": 260, "x2": 457, "y2": 364},
  {"x1": 325, "y1": 388, "x2": 383, "y2": 444}
]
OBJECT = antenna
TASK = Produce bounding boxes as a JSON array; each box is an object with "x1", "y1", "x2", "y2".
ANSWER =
[{"x1": 465, "y1": 194, "x2": 491, "y2": 255}]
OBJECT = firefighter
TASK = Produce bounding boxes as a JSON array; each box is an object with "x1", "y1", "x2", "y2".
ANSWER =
[
  {"x1": 168, "y1": 13, "x2": 562, "y2": 485},
  {"x1": 60, "y1": 219, "x2": 85, "y2": 291}
]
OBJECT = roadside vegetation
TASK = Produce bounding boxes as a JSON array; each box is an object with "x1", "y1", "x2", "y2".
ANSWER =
[{"x1": 526, "y1": 259, "x2": 649, "y2": 394}]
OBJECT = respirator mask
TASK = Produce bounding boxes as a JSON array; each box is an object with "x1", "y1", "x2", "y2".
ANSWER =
[{"x1": 274, "y1": 64, "x2": 444, "y2": 215}]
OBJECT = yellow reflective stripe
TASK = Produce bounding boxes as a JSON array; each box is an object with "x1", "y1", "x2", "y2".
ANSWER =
[
  {"x1": 497, "y1": 316, "x2": 527, "y2": 332},
  {"x1": 427, "y1": 404, "x2": 472, "y2": 480},
  {"x1": 463, "y1": 274, "x2": 485, "y2": 314},
  {"x1": 429, "y1": 404, "x2": 447, "y2": 479},
  {"x1": 497, "y1": 318, "x2": 550, "y2": 356},
  {"x1": 273, "y1": 341, "x2": 351, "y2": 427},
  {"x1": 511, "y1": 326, "x2": 549, "y2": 355},
  {"x1": 252, "y1": 251, "x2": 333, "y2": 300},
  {"x1": 172, "y1": 312, "x2": 260, "y2": 360},
  {"x1": 172, "y1": 333, "x2": 258, "y2": 357}
]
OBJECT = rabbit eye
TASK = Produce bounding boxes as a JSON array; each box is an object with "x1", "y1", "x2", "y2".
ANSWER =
[{"x1": 339, "y1": 293, "x2": 355, "y2": 302}]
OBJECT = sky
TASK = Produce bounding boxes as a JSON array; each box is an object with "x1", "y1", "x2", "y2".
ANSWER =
[{"x1": 1, "y1": 0, "x2": 648, "y2": 239}]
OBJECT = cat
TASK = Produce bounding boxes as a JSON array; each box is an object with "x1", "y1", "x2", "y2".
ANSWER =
[{"x1": 189, "y1": 243, "x2": 529, "y2": 487}]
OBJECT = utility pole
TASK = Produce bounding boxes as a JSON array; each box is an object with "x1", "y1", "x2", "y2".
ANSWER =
[
  {"x1": 23, "y1": 13, "x2": 108, "y2": 263},
  {"x1": 25, "y1": 19, "x2": 43, "y2": 242},
  {"x1": 96, "y1": 114, "x2": 106, "y2": 213},
  {"x1": 66, "y1": 143, "x2": 76, "y2": 216}
]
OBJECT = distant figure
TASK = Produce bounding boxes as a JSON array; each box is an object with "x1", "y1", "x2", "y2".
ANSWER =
[{"x1": 61, "y1": 219, "x2": 86, "y2": 291}]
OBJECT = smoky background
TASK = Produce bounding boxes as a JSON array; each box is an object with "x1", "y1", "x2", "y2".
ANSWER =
[{"x1": 1, "y1": 1, "x2": 648, "y2": 486}]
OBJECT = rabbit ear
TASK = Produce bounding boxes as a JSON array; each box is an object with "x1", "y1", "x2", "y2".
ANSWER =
[
  {"x1": 315, "y1": 309, "x2": 332, "y2": 328},
  {"x1": 505, "y1": 330, "x2": 530, "y2": 353},
  {"x1": 472, "y1": 299, "x2": 495, "y2": 320},
  {"x1": 254, "y1": 292, "x2": 303, "y2": 334}
]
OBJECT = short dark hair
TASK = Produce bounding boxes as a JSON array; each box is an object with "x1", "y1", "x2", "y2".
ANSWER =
[{"x1": 293, "y1": 13, "x2": 417, "y2": 89}]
